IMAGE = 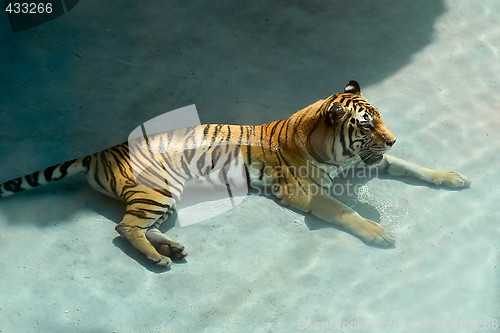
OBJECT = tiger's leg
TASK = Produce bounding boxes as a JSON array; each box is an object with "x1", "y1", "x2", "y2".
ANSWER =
[
  {"x1": 380, "y1": 154, "x2": 470, "y2": 188},
  {"x1": 115, "y1": 193, "x2": 185, "y2": 266},
  {"x1": 116, "y1": 215, "x2": 171, "y2": 266},
  {"x1": 280, "y1": 186, "x2": 394, "y2": 247},
  {"x1": 307, "y1": 194, "x2": 395, "y2": 247}
]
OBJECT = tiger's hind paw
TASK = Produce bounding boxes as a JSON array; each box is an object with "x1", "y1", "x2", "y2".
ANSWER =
[
  {"x1": 145, "y1": 228, "x2": 188, "y2": 261},
  {"x1": 157, "y1": 243, "x2": 188, "y2": 260},
  {"x1": 150, "y1": 255, "x2": 173, "y2": 267}
]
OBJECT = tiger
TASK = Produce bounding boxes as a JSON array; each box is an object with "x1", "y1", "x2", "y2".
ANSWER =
[{"x1": 0, "y1": 81, "x2": 470, "y2": 267}]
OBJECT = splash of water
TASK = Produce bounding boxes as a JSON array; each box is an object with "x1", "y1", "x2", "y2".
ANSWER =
[{"x1": 356, "y1": 184, "x2": 409, "y2": 231}]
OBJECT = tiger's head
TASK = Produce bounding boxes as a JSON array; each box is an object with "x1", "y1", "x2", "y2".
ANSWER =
[{"x1": 306, "y1": 80, "x2": 396, "y2": 165}]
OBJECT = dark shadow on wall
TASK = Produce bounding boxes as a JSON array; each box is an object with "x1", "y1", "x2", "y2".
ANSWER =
[
  {"x1": 169, "y1": 0, "x2": 447, "y2": 124},
  {"x1": 203, "y1": 0, "x2": 445, "y2": 93}
]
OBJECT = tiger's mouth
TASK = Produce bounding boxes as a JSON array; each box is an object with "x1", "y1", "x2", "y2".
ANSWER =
[{"x1": 360, "y1": 153, "x2": 383, "y2": 165}]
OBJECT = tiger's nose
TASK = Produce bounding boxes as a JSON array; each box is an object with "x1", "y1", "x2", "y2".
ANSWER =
[{"x1": 386, "y1": 138, "x2": 396, "y2": 147}]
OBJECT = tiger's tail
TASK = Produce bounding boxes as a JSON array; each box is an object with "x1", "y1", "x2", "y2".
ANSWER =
[{"x1": 0, "y1": 156, "x2": 90, "y2": 199}]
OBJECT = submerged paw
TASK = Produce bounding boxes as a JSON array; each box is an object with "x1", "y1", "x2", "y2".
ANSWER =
[
  {"x1": 434, "y1": 171, "x2": 471, "y2": 188},
  {"x1": 356, "y1": 219, "x2": 395, "y2": 248}
]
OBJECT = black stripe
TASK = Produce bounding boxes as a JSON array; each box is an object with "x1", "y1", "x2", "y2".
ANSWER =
[
  {"x1": 283, "y1": 119, "x2": 292, "y2": 145},
  {"x1": 347, "y1": 124, "x2": 355, "y2": 150},
  {"x1": 209, "y1": 124, "x2": 222, "y2": 148},
  {"x1": 108, "y1": 171, "x2": 118, "y2": 197},
  {"x1": 275, "y1": 150, "x2": 307, "y2": 194},
  {"x1": 238, "y1": 126, "x2": 245, "y2": 146},
  {"x1": 43, "y1": 159, "x2": 77, "y2": 182},
  {"x1": 211, "y1": 147, "x2": 222, "y2": 170},
  {"x1": 166, "y1": 129, "x2": 175, "y2": 146},
  {"x1": 202, "y1": 124, "x2": 211, "y2": 141},
  {"x1": 25, "y1": 171, "x2": 40, "y2": 187},
  {"x1": 232, "y1": 144, "x2": 242, "y2": 167},
  {"x1": 268, "y1": 121, "x2": 280, "y2": 145},
  {"x1": 109, "y1": 149, "x2": 132, "y2": 179},
  {"x1": 305, "y1": 118, "x2": 326, "y2": 163},
  {"x1": 92, "y1": 155, "x2": 107, "y2": 191},
  {"x1": 183, "y1": 131, "x2": 196, "y2": 164},
  {"x1": 258, "y1": 165, "x2": 265, "y2": 181},
  {"x1": 245, "y1": 126, "x2": 252, "y2": 164},
  {"x1": 135, "y1": 208, "x2": 165, "y2": 215},
  {"x1": 159, "y1": 153, "x2": 188, "y2": 183},
  {"x1": 124, "y1": 210, "x2": 148, "y2": 219},
  {"x1": 128, "y1": 198, "x2": 171, "y2": 208},
  {"x1": 3, "y1": 178, "x2": 25, "y2": 193},
  {"x1": 44, "y1": 165, "x2": 58, "y2": 181},
  {"x1": 99, "y1": 153, "x2": 111, "y2": 182},
  {"x1": 246, "y1": 144, "x2": 253, "y2": 170},
  {"x1": 58, "y1": 159, "x2": 77, "y2": 179},
  {"x1": 339, "y1": 119, "x2": 351, "y2": 157},
  {"x1": 232, "y1": 126, "x2": 244, "y2": 164},
  {"x1": 122, "y1": 188, "x2": 146, "y2": 202},
  {"x1": 153, "y1": 188, "x2": 175, "y2": 200},
  {"x1": 244, "y1": 164, "x2": 252, "y2": 189},
  {"x1": 186, "y1": 148, "x2": 196, "y2": 165},
  {"x1": 104, "y1": 152, "x2": 123, "y2": 197},
  {"x1": 180, "y1": 155, "x2": 192, "y2": 178},
  {"x1": 259, "y1": 125, "x2": 266, "y2": 157},
  {"x1": 292, "y1": 112, "x2": 308, "y2": 137},
  {"x1": 224, "y1": 125, "x2": 232, "y2": 152},
  {"x1": 196, "y1": 151, "x2": 207, "y2": 173}
]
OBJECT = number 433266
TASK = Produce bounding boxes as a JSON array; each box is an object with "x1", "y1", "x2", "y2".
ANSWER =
[{"x1": 5, "y1": 2, "x2": 53, "y2": 14}]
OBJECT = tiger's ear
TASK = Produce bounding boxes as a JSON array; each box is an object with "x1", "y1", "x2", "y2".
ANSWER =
[
  {"x1": 344, "y1": 80, "x2": 362, "y2": 96},
  {"x1": 327, "y1": 102, "x2": 346, "y2": 124}
]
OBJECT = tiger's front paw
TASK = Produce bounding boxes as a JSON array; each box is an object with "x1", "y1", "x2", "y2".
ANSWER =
[
  {"x1": 431, "y1": 171, "x2": 471, "y2": 188},
  {"x1": 353, "y1": 219, "x2": 395, "y2": 248}
]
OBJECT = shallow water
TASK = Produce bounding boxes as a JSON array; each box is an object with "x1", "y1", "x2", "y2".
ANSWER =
[{"x1": 0, "y1": 0, "x2": 498, "y2": 332}]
